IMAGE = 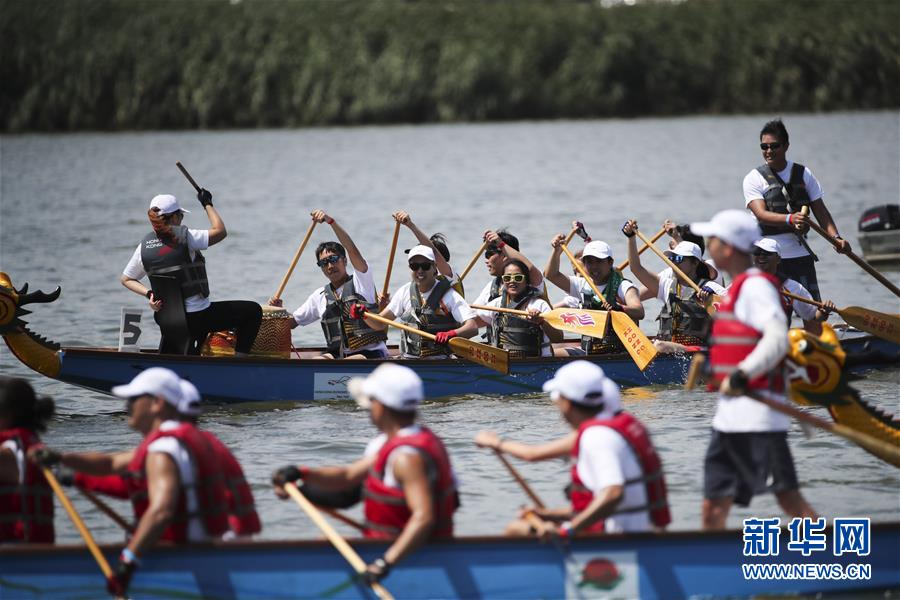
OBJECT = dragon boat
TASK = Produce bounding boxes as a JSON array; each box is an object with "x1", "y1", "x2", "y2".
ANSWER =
[{"x1": 2, "y1": 525, "x2": 899, "y2": 599}]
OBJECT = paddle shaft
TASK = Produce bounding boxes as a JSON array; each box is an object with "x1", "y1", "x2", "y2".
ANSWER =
[
  {"x1": 618, "y1": 227, "x2": 666, "y2": 271},
  {"x1": 806, "y1": 220, "x2": 900, "y2": 298},
  {"x1": 634, "y1": 229, "x2": 703, "y2": 295},
  {"x1": 285, "y1": 483, "x2": 393, "y2": 600},
  {"x1": 175, "y1": 161, "x2": 202, "y2": 192},
  {"x1": 274, "y1": 220, "x2": 317, "y2": 300},
  {"x1": 493, "y1": 449, "x2": 546, "y2": 508},
  {"x1": 382, "y1": 222, "x2": 401, "y2": 298},
  {"x1": 470, "y1": 304, "x2": 529, "y2": 317},
  {"x1": 320, "y1": 506, "x2": 366, "y2": 533},
  {"x1": 559, "y1": 243, "x2": 612, "y2": 310},
  {"x1": 459, "y1": 241, "x2": 488, "y2": 284},
  {"x1": 43, "y1": 467, "x2": 114, "y2": 579},
  {"x1": 782, "y1": 290, "x2": 826, "y2": 310},
  {"x1": 78, "y1": 487, "x2": 134, "y2": 533},
  {"x1": 684, "y1": 353, "x2": 706, "y2": 391}
]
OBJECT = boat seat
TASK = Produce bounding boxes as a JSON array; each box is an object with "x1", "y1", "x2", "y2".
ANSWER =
[{"x1": 148, "y1": 273, "x2": 194, "y2": 355}]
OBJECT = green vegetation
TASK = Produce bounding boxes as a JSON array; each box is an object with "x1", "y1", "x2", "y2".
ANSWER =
[{"x1": 2, "y1": 0, "x2": 897, "y2": 131}]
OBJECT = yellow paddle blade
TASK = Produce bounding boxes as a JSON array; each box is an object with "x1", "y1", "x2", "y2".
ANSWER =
[
  {"x1": 448, "y1": 337, "x2": 510, "y2": 375},
  {"x1": 544, "y1": 308, "x2": 609, "y2": 339},
  {"x1": 609, "y1": 311, "x2": 657, "y2": 371},
  {"x1": 839, "y1": 306, "x2": 900, "y2": 345}
]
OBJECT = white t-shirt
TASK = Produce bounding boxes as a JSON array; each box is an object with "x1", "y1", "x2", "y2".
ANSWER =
[
  {"x1": 576, "y1": 425, "x2": 651, "y2": 533},
  {"x1": 782, "y1": 278, "x2": 818, "y2": 322},
  {"x1": 656, "y1": 268, "x2": 726, "y2": 304},
  {"x1": 146, "y1": 421, "x2": 208, "y2": 542},
  {"x1": 474, "y1": 294, "x2": 553, "y2": 356},
  {"x1": 559, "y1": 295, "x2": 580, "y2": 309},
  {"x1": 567, "y1": 275, "x2": 635, "y2": 307},
  {"x1": 1, "y1": 439, "x2": 25, "y2": 485},
  {"x1": 387, "y1": 280, "x2": 476, "y2": 325},
  {"x1": 364, "y1": 425, "x2": 459, "y2": 490},
  {"x1": 123, "y1": 229, "x2": 211, "y2": 313},
  {"x1": 712, "y1": 272, "x2": 791, "y2": 432},
  {"x1": 291, "y1": 268, "x2": 387, "y2": 355},
  {"x1": 743, "y1": 161, "x2": 824, "y2": 259}
]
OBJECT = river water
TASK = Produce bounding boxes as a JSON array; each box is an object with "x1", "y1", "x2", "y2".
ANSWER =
[{"x1": 1, "y1": 112, "x2": 898, "y2": 544}]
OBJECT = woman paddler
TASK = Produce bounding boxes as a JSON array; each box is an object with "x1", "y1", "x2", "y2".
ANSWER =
[
  {"x1": 473, "y1": 259, "x2": 555, "y2": 357},
  {"x1": 120, "y1": 190, "x2": 262, "y2": 355}
]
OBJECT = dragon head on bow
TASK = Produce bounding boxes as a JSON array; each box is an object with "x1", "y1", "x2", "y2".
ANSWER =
[{"x1": 0, "y1": 272, "x2": 62, "y2": 377}]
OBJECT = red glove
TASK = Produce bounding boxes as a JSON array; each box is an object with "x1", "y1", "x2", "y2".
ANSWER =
[
  {"x1": 348, "y1": 303, "x2": 367, "y2": 320},
  {"x1": 435, "y1": 329, "x2": 458, "y2": 344}
]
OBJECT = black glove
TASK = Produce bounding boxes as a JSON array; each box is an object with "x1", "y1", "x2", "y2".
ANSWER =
[
  {"x1": 32, "y1": 447, "x2": 61, "y2": 466},
  {"x1": 272, "y1": 465, "x2": 304, "y2": 487},
  {"x1": 197, "y1": 188, "x2": 213, "y2": 208},
  {"x1": 106, "y1": 557, "x2": 138, "y2": 597},
  {"x1": 726, "y1": 369, "x2": 749, "y2": 395},
  {"x1": 56, "y1": 468, "x2": 75, "y2": 487},
  {"x1": 361, "y1": 558, "x2": 391, "y2": 584}
]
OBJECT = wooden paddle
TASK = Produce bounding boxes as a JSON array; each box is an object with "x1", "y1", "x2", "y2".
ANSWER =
[
  {"x1": 559, "y1": 242, "x2": 658, "y2": 371},
  {"x1": 458, "y1": 241, "x2": 488, "y2": 284},
  {"x1": 285, "y1": 483, "x2": 394, "y2": 600},
  {"x1": 471, "y1": 304, "x2": 608, "y2": 340},
  {"x1": 175, "y1": 161, "x2": 202, "y2": 192},
  {"x1": 382, "y1": 221, "x2": 401, "y2": 300},
  {"x1": 320, "y1": 506, "x2": 367, "y2": 533},
  {"x1": 634, "y1": 229, "x2": 703, "y2": 296},
  {"x1": 806, "y1": 219, "x2": 900, "y2": 298},
  {"x1": 273, "y1": 220, "x2": 317, "y2": 301},
  {"x1": 782, "y1": 291, "x2": 900, "y2": 344},
  {"x1": 618, "y1": 226, "x2": 666, "y2": 271},
  {"x1": 492, "y1": 448, "x2": 545, "y2": 508},
  {"x1": 77, "y1": 487, "x2": 134, "y2": 534},
  {"x1": 363, "y1": 312, "x2": 510, "y2": 374},
  {"x1": 42, "y1": 467, "x2": 116, "y2": 582}
]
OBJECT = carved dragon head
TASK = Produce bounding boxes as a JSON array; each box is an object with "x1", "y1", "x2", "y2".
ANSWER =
[{"x1": 0, "y1": 271, "x2": 61, "y2": 349}]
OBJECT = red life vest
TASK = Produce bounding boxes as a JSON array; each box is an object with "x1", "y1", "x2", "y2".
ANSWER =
[
  {"x1": 200, "y1": 430, "x2": 261, "y2": 536},
  {"x1": 569, "y1": 413, "x2": 671, "y2": 532},
  {"x1": 363, "y1": 427, "x2": 457, "y2": 539},
  {"x1": 708, "y1": 271, "x2": 785, "y2": 392},
  {"x1": 0, "y1": 427, "x2": 54, "y2": 543},
  {"x1": 75, "y1": 473, "x2": 130, "y2": 499},
  {"x1": 124, "y1": 422, "x2": 229, "y2": 543}
]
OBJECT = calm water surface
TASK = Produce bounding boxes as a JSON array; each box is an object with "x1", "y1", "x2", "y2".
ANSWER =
[{"x1": 1, "y1": 112, "x2": 898, "y2": 544}]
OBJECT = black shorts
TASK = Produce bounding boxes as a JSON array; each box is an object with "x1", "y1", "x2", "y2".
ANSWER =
[{"x1": 703, "y1": 430, "x2": 799, "y2": 507}]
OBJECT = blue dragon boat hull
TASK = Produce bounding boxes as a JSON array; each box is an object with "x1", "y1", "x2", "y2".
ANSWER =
[{"x1": 2, "y1": 525, "x2": 898, "y2": 599}]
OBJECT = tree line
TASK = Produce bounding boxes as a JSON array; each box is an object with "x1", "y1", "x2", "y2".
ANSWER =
[{"x1": 2, "y1": 0, "x2": 897, "y2": 132}]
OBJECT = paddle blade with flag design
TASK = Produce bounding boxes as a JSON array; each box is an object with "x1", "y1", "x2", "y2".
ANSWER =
[
  {"x1": 609, "y1": 312, "x2": 657, "y2": 371},
  {"x1": 545, "y1": 308, "x2": 609, "y2": 339}
]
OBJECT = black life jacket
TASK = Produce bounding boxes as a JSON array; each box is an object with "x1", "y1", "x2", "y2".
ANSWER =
[
  {"x1": 320, "y1": 275, "x2": 386, "y2": 357},
  {"x1": 402, "y1": 279, "x2": 461, "y2": 358},
  {"x1": 488, "y1": 276, "x2": 502, "y2": 302},
  {"x1": 657, "y1": 278, "x2": 713, "y2": 344},
  {"x1": 579, "y1": 269, "x2": 629, "y2": 355},
  {"x1": 140, "y1": 226, "x2": 209, "y2": 299},
  {"x1": 488, "y1": 287, "x2": 547, "y2": 358},
  {"x1": 756, "y1": 162, "x2": 811, "y2": 236}
]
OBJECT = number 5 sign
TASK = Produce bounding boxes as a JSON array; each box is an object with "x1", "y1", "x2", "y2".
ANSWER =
[{"x1": 119, "y1": 307, "x2": 143, "y2": 352}]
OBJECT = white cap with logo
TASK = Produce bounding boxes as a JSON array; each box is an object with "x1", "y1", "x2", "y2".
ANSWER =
[
  {"x1": 581, "y1": 240, "x2": 613, "y2": 261},
  {"x1": 149, "y1": 194, "x2": 190, "y2": 216},
  {"x1": 690, "y1": 209, "x2": 761, "y2": 253},
  {"x1": 407, "y1": 245, "x2": 436, "y2": 263},
  {"x1": 112, "y1": 367, "x2": 184, "y2": 407},
  {"x1": 666, "y1": 241, "x2": 702, "y2": 260},
  {"x1": 348, "y1": 363, "x2": 424, "y2": 412},
  {"x1": 754, "y1": 238, "x2": 781, "y2": 256},
  {"x1": 542, "y1": 360, "x2": 621, "y2": 417},
  {"x1": 178, "y1": 380, "x2": 203, "y2": 417}
]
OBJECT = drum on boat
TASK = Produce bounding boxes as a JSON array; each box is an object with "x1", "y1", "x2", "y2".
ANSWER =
[{"x1": 200, "y1": 306, "x2": 293, "y2": 358}]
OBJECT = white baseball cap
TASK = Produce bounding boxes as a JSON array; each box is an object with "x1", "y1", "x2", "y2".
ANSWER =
[
  {"x1": 178, "y1": 380, "x2": 202, "y2": 417},
  {"x1": 582, "y1": 240, "x2": 613, "y2": 261},
  {"x1": 754, "y1": 238, "x2": 781, "y2": 256},
  {"x1": 348, "y1": 363, "x2": 424, "y2": 412},
  {"x1": 149, "y1": 194, "x2": 190, "y2": 216},
  {"x1": 690, "y1": 209, "x2": 761, "y2": 253},
  {"x1": 542, "y1": 360, "x2": 621, "y2": 415},
  {"x1": 112, "y1": 367, "x2": 183, "y2": 407},
  {"x1": 407, "y1": 245, "x2": 436, "y2": 263},
  {"x1": 666, "y1": 241, "x2": 702, "y2": 260}
]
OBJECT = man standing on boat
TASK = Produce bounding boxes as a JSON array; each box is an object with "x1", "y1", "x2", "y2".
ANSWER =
[
  {"x1": 31, "y1": 368, "x2": 230, "y2": 596},
  {"x1": 272, "y1": 364, "x2": 459, "y2": 584},
  {"x1": 475, "y1": 361, "x2": 670, "y2": 536},
  {"x1": 690, "y1": 210, "x2": 818, "y2": 530},
  {"x1": 743, "y1": 119, "x2": 850, "y2": 300},
  {"x1": 353, "y1": 245, "x2": 479, "y2": 358},
  {"x1": 269, "y1": 210, "x2": 388, "y2": 359}
]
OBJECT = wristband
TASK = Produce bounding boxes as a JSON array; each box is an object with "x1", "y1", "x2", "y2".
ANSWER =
[
  {"x1": 785, "y1": 214, "x2": 793, "y2": 225},
  {"x1": 326, "y1": 217, "x2": 335, "y2": 225},
  {"x1": 120, "y1": 548, "x2": 140, "y2": 566},
  {"x1": 300, "y1": 465, "x2": 311, "y2": 478},
  {"x1": 558, "y1": 521, "x2": 573, "y2": 538},
  {"x1": 496, "y1": 240, "x2": 506, "y2": 250},
  {"x1": 145, "y1": 290, "x2": 153, "y2": 300},
  {"x1": 374, "y1": 557, "x2": 391, "y2": 575}
]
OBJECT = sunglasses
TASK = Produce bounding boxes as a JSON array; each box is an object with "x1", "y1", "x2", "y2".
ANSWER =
[
  {"x1": 502, "y1": 273, "x2": 527, "y2": 283},
  {"x1": 753, "y1": 250, "x2": 776, "y2": 258},
  {"x1": 671, "y1": 254, "x2": 687, "y2": 264},
  {"x1": 408, "y1": 262, "x2": 433, "y2": 272},
  {"x1": 760, "y1": 142, "x2": 783, "y2": 151},
  {"x1": 316, "y1": 255, "x2": 343, "y2": 267},
  {"x1": 484, "y1": 249, "x2": 500, "y2": 259}
]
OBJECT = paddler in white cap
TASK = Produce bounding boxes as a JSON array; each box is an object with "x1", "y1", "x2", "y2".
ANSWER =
[
  {"x1": 691, "y1": 210, "x2": 818, "y2": 530},
  {"x1": 475, "y1": 360, "x2": 670, "y2": 537},
  {"x1": 272, "y1": 363, "x2": 459, "y2": 584}
]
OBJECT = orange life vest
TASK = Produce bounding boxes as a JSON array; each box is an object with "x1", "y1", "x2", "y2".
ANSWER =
[{"x1": 0, "y1": 427, "x2": 54, "y2": 543}]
